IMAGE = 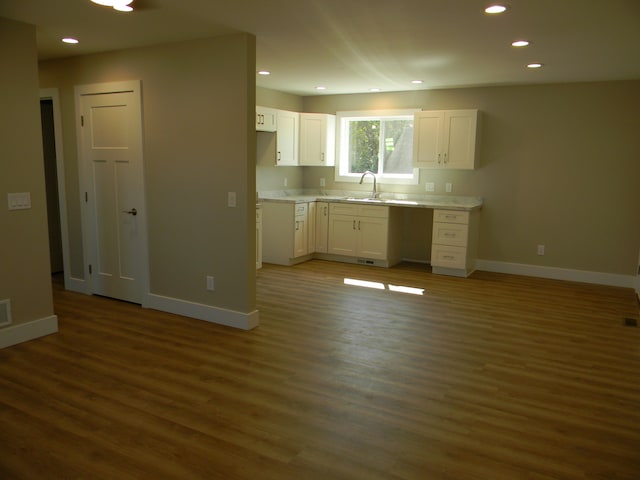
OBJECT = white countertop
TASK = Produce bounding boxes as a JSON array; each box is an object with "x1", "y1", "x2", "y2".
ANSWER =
[{"x1": 259, "y1": 190, "x2": 483, "y2": 211}]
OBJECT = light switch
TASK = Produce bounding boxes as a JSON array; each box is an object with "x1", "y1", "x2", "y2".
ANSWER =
[
  {"x1": 8, "y1": 192, "x2": 31, "y2": 210},
  {"x1": 445, "y1": 183, "x2": 452, "y2": 193}
]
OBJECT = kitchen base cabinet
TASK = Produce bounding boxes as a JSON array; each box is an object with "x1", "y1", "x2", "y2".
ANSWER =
[
  {"x1": 325, "y1": 203, "x2": 402, "y2": 267},
  {"x1": 431, "y1": 208, "x2": 479, "y2": 277},
  {"x1": 262, "y1": 202, "x2": 313, "y2": 266},
  {"x1": 256, "y1": 206, "x2": 262, "y2": 269},
  {"x1": 315, "y1": 201, "x2": 329, "y2": 253}
]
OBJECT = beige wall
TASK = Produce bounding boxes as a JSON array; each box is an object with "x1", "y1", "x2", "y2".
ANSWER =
[
  {"x1": 258, "y1": 81, "x2": 640, "y2": 277},
  {"x1": 39, "y1": 34, "x2": 257, "y2": 315},
  {"x1": 0, "y1": 18, "x2": 54, "y2": 328}
]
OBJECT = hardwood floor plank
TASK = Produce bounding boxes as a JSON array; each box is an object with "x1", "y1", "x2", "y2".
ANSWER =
[{"x1": 0, "y1": 261, "x2": 638, "y2": 479}]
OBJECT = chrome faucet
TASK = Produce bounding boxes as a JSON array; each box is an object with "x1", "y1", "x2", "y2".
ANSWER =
[{"x1": 359, "y1": 170, "x2": 378, "y2": 198}]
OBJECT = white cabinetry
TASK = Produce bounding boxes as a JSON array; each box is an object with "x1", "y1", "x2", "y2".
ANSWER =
[
  {"x1": 413, "y1": 110, "x2": 478, "y2": 169},
  {"x1": 328, "y1": 203, "x2": 401, "y2": 265},
  {"x1": 276, "y1": 110, "x2": 299, "y2": 166},
  {"x1": 262, "y1": 202, "x2": 312, "y2": 265},
  {"x1": 431, "y1": 209, "x2": 479, "y2": 277},
  {"x1": 299, "y1": 113, "x2": 336, "y2": 166},
  {"x1": 315, "y1": 201, "x2": 329, "y2": 253},
  {"x1": 256, "y1": 206, "x2": 262, "y2": 269},
  {"x1": 256, "y1": 106, "x2": 277, "y2": 132}
]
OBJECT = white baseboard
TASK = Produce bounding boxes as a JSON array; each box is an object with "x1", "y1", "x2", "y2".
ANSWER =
[
  {"x1": 144, "y1": 294, "x2": 259, "y2": 330},
  {"x1": 476, "y1": 259, "x2": 636, "y2": 289},
  {"x1": 0, "y1": 315, "x2": 59, "y2": 349}
]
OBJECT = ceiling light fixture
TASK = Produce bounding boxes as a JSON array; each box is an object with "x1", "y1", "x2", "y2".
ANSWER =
[
  {"x1": 62, "y1": 37, "x2": 79, "y2": 44},
  {"x1": 90, "y1": 0, "x2": 134, "y2": 12},
  {"x1": 257, "y1": 70, "x2": 271, "y2": 76},
  {"x1": 315, "y1": 86, "x2": 327, "y2": 91},
  {"x1": 527, "y1": 63, "x2": 544, "y2": 69},
  {"x1": 485, "y1": 5, "x2": 508, "y2": 14},
  {"x1": 370, "y1": 88, "x2": 381, "y2": 92},
  {"x1": 512, "y1": 40, "x2": 530, "y2": 47},
  {"x1": 411, "y1": 80, "x2": 423, "y2": 85}
]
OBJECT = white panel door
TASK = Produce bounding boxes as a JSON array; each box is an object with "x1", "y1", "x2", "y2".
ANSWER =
[{"x1": 79, "y1": 82, "x2": 147, "y2": 304}]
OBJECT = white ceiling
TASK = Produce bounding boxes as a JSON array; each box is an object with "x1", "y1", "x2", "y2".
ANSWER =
[{"x1": 1, "y1": 0, "x2": 639, "y2": 96}]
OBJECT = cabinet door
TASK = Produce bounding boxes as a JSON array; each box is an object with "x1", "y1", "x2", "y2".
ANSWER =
[
  {"x1": 276, "y1": 110, "x2": 299, "y2": 166},
  {"x1": 256, "y1": 106, "x2": 277, "y2": 132},
  {"x1": 293, "y1": 215, "x2": 308, "y2": 257},
  {"x1": 315, "y1": 202, "x2": 329, "y2": 253},
  {"x1": 299, "y1": 113, "x2": 336, "y2": 166},
  {"x1": 413, "y1": 110, "x2": 444, "y2": 168},
  {"x1": 307, "y1": 202, "x2": 316, "y2": 253},
  {"x1": 442, "y1": 110, "x2": 477, "y2": 169},
  {"x1": 256, "y1": 208, "x2": 262, "y2": 269},
  {"x1": 357, "y1": 217, "x2": 388, "y2": 259},
  {"x1": 328, "y1": 215, "x2": 357, "y2": 256}
]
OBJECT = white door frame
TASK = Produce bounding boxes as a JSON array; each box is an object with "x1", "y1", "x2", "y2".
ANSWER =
[
  {"x1": 74, "y1": 80, "x2": 150, "y2": 301},
  {"x1": 39, "y1": 88, "x2": 86, "y2": 293}
]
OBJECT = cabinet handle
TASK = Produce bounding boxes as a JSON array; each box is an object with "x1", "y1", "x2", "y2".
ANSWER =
[
  {"x1": 444, "y1": 232, "x2": 456, "y2": 237},
  {"x1": 277, "y1": 151, "x2": 281, "y2": 162},
  {"x1": 295, "y1": 221, "x2": 299, "y2": 231},
  {"x1": 444, "y1": 255, "x2": 455, "y2": 260},
  {"x1": 358, "y1": 220, "x2": 361, "y2": 230},
  {"x1": 352, "y1": 220, "x2": 356, "y2": 230},
  {"x1": 438, "y1": 153, "x2": 442, "y2": 164},
  {"x1": 321, "y1": 152, "x2": 325, "y2": 162},
  {"x1": 324, "y1": 206, "x2": 328, "y2": 216},
  {"x1": 443, "y1": 152, "x2": 448, "y2": 163}
]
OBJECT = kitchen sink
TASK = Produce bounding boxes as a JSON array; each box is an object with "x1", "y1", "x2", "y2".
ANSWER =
[{"x1": 343, "y1": 197, "x2": 418, "y2": 205}]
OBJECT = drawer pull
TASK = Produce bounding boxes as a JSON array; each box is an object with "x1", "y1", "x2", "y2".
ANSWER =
[
  {"x1": 443, "y1": 255, "x2": 455, "y2": 260},
  {"x1": 444, "y1": 232, "x2": 456, "y2": 237}
]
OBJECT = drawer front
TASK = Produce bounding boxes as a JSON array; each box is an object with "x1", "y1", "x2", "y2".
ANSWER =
[
  {"x1": 358, "y1": 205, "x2": 389, "y2": 218},
  {"x1": 329, "y1": 202, "x2": 389, "y2": 218},
  {"x1": 295, "y1": 203, "x2": 308, "y2": 216},
  {"x1": 434, "y1": 209, "x2": 469, "y2": 224},
  {"x1": 432, "y1": 222, "x2": 468, "y2": 247},
  {"x1": 431, "y1": 244, "x2": 467, "y2": 269},
  {"x1": 330, "y1": 203, "x2": 358, "y2": 216}
]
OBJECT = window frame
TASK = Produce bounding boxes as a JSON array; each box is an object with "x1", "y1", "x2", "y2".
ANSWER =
[{"x1": 334, "y1": 109, "x2": 420, "y2": 185}]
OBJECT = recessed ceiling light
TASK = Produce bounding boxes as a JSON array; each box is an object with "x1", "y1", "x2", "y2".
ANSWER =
[
  {"x1": 257, "y1": 70, "x2": 271, "y2": 76},
  {"x1": 527, "y1": 63, "x2": 544, "y2": 69},
  {"x1": 62, "y1": 38, "x2": 79, "y2": 44},
  {"x1": 114, "y1": 4, "x2": 133, "y2": 11},
  {"x1": 370, "y1": 88, "x2": 381, "y2": 92},
  {"x1": 485, "y1": 5, "x2": 508, "y2": 14},
  {"x1": 512, "y1": 40, "x2": 530, "y2": 47},
  {"x1": 411, "y1": 80, "x2": 423, "y2": 84},
  {"x1": 91, "y1": 0, "x2": 134, "y2": 11},
  {"x1": 315, "y1": 86, "x2": 327, "y2": 91}
]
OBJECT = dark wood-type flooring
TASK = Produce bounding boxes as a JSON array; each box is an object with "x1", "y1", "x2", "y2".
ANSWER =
[{"x1": 1, "y1": 260, "x2": 639, "y2": 479}]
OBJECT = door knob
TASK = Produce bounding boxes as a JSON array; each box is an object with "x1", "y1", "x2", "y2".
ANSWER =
[{"x1": 122, "y1": 208, "x2": 137, "y2": 216}]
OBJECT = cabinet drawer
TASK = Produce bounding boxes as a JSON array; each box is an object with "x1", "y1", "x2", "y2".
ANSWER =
[
  {"x1": 432, "y1": 222, "x2": 468, "y2": 247},
  {"x1": 431, "y1": 244, "x2": 467, "y2": 269},
  {"x1": 295, "y1": 203, "x2": 308, "y2": 216},
  {"x1": 434, "y1": 209, "x2": 469, "y2": 224},
  {"x1": 329, "y1": 203, "x2": 388, "y2": 218}
]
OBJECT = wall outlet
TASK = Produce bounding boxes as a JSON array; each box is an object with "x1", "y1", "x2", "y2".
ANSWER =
[
  {"x1": 227, "y1": 191, "x2": 236, "y2": 207},
  {"x1": 320, "y1": 178, "x2": 326, "y2": 187},
  {"x1": 206, "y1": 275, "x2": 215, "y2": 291},
  {"x1": 425, "y1": 182, "x2": 435, "y2": 192},
  {"x1": 445, "y1": 183, "x2": 452, "y2": 193},
  {"x1": 537, "y1": 244, "x2": 545, "y2": 256},
  {"x1": 283, "y1": 177, "x2": 288, "y2": 187}
]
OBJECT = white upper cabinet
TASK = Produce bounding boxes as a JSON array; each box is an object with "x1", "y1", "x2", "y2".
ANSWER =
[
  {"x1": 256, "y1": 106, "x2": 277, "y2": 132},
  {"x1": 413, "y1": 109, "x2": 478, "y2": 169},
  {"x1": 299, "y1": 113, "x2": 336, "y2": 166},
  {"x1": 276, "y1": 110, "x2": 299, "y2": 166}
]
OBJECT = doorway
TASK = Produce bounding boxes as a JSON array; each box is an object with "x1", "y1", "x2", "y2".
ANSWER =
[{"x1": 40, "y1": 98, "x2": 64, "y2": 274}]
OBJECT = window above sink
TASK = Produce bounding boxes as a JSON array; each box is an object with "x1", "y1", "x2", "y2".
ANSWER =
[{"x1": 335, "y1": 109, "x2": 420, "y2": 186}]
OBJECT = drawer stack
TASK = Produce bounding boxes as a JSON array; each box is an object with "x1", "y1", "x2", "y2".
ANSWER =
[{"x1": 431, "y1": 209, "x2": 477, "y2": 277}]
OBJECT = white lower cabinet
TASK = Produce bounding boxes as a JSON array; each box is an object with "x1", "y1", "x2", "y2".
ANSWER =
[
  {"x1": 327, "y1": 203, "x2": 401, "y2": 265},
  {"x1": 256, "y1": 206, "x2": 262, "y2": 269},
  {"x1": 315, "y1": 202, "x2": 329, "y2": 253},
  {"x1": 431, "y1": 209, "x2": 479, "y2": 277},
  {"x1": 262, "y1": 202, "x2": 312, "y2": 265}
]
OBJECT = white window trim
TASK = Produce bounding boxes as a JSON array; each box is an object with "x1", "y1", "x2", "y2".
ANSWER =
[{"x1": 335, "y1": 109, "x2": 420, "y2": 185}]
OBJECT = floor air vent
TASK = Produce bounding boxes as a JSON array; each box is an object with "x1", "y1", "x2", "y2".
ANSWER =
[
  {"x1": 623, "y1": 318, "x2": 638, "y2": 327},
  {"x1": 0, "y1": 299, "x2": 11, "y2": 327}
]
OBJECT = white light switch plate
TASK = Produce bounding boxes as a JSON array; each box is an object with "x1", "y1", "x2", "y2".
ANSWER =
[
  {"x1": 8, "y1": 192, "x2": 31, "y2": 210},
  {"x1": 227, "y1": 191, "x2": 236, "y2": 207}
]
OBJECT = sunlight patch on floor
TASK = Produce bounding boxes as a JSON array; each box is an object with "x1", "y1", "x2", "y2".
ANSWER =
[{"x1": 344, "y1": 278, "x2": 424, "y2": 296}]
